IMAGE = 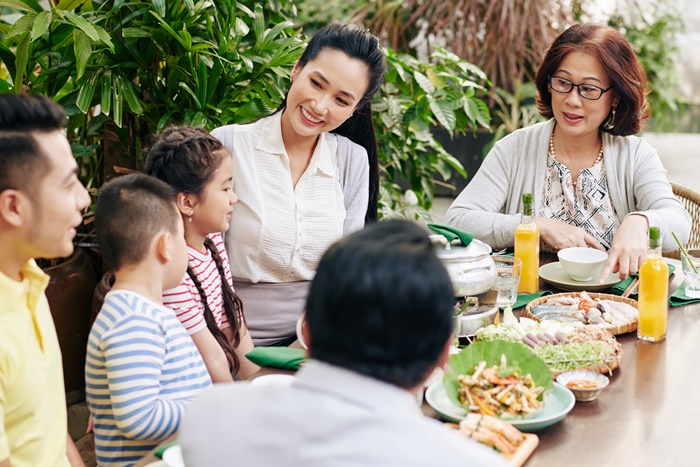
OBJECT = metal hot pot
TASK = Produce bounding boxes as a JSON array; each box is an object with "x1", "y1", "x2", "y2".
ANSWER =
[{"x1": 433, "y1": 237, "x2": 497, "y2": 296}]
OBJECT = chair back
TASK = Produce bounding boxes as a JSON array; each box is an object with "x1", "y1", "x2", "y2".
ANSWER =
[{"x1": 663, "y1": 183, "x2": 700, "y2": 259}]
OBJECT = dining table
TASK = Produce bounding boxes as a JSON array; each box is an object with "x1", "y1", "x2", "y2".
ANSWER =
[{"x1": 135, "y1": 254, "x2": 700, "y2": 467}]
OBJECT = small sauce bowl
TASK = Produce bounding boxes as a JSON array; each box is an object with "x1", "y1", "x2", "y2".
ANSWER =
[{"x1": 556, "y1": 370, "x2": 609, "y2": 402}]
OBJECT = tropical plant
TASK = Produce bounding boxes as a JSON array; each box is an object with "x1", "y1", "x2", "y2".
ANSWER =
[
  {"x1": 1, "y1": 0, "x2": 492, "y2": 220},
  {"x1": 376, "y1": 46, "x2": 490, "y2": 219},
  {"x1": 0, "y1": 0, "x2": 304, "y2": 185}
]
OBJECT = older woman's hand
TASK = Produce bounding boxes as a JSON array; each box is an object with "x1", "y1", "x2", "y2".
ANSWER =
[
  {"x1": 598, "y1": 214, "x2": 649, "y2": 283},
  {"x1": 536, "y1": 217, "x2": 605, "y2": 251}
]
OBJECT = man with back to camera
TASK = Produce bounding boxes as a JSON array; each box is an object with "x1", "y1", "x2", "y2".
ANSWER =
[
  {"x1": 180, "y1": 220, "x2": 508, "y2": 466},
  {"x1": 0, "y1": 94, "x2": 90, "y2": 467}
]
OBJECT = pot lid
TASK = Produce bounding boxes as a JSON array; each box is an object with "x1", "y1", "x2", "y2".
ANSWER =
[{"x1": 434, "y1": 238, "x2": 493, "y2": 260}]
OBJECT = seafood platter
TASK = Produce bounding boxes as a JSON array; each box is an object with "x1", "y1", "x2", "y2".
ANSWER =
[{"x1": 523, "y1": 291, "x2": 638, "y2": 335}]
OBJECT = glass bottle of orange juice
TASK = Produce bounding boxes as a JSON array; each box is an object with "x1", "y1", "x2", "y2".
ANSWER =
[
  {"x1": 514, "y1": 193, "x2": 540, "y2": 293},
  {"x1": 637, "y1": 226, "x2": 668, "y2": 342}
]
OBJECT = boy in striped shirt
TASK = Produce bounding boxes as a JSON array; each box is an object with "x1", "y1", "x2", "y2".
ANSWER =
[{"x1": 86, "y1": 174, "x2": 212, "y2": 467}]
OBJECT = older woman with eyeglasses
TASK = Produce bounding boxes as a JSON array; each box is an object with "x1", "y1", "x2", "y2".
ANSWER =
[{"x1": 446, "y1": 23, "x2": 690, "y2": 283}]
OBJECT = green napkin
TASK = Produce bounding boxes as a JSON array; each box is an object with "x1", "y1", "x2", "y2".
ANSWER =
[
  {"x1": 428, "y1": 223, "x2": 474, "y2": 247},
  {"x1": 669, "y1": 282, "x2": 700, "y2": 307},
  {"x1": 245, "y1": 347, "x2": 306, "y2": 370},
  {"x1": 512, "y1": 291, "x2": 552, "y2": 309},
  {"x1": 610, "y1": 264, "x2": 676, "y2": 298},
  {"x1": 155, "y1": 440, "x2": 178, "y2": 458}
]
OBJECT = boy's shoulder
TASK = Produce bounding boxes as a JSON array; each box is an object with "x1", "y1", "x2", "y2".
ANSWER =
[{"x1": 95, "y1": 289, "x2": 171, "y2": 334}]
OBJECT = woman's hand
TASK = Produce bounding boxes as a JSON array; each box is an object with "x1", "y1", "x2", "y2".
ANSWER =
[
  {"x1": 599, "y1": 214, "x2": 649, "y2": 283},
  {"x1": 536, "y1": 217, "x2": 605, "y2": 251}
]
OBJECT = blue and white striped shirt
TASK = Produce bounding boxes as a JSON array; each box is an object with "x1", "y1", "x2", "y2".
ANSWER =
[{"x1": 86, "y1": 290, "x2": 212, "y2": 467}]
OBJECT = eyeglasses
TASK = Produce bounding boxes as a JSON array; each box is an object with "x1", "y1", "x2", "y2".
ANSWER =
[{"x1": 548, "y1": 75, "x2": 614, "y2": 101}]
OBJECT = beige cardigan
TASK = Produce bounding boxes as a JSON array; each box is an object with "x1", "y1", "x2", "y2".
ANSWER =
[{"x1": 445, "y1": 119, "x2": 691, "y2": 250}]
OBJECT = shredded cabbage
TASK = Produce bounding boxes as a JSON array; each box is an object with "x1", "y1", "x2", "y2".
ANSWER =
[{"x1": 476, "y1": 322, "x2": 614, "y2": 372}]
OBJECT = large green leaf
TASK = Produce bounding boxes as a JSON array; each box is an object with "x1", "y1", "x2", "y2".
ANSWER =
[
  {"x1": 443, "y1": 340, "x2": 554, "y2": 411},
  {"x1": 13, "y1": 33, "x2": 30, "y2": 90},
  {"x1": 100, "y1": 70, "x2": 111, "y2": 115},
  {"x1": 7, "y1": 13, "x2": 36, "y2": 38},
  {"x1": 0, "y1": 0, "x2": 42, "y2": 13},
  {"x1": 73, "y1": 29, "x2": 92, "y2": 79},
  {"x1": 429, "y1": 99, "x2": 456, "y2": 133},
  {"x1": 117, "y1": 75, "x2": 144, "y2": 115},
  {"x1": 56, "y1": 0, "x2": 88, "y2": 10},
  {"x1": 413, "y1": 70, "x2": 435, "y2": 94},
  {"x1": 76, "y1": 72, "x2": 99, "y2": 112},
  {"x1": 62, "y1": 10, "x2": 99, "y2": 40},
  {"x1": 30, "y1": 10, "x2": 51, "y2": 41}
]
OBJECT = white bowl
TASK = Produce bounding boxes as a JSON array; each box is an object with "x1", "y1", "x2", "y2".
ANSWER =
[
  {"x1": 555, "y1": 370, "x2": 609, "y2": 402},
  {"x1": 557, "y1": 247, "x2": 608, "y2": 282},
  {"x1": 250, "y1": 374, "x2": 296, "y2": 387}
]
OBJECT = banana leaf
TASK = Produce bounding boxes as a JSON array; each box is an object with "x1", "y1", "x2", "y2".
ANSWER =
[{"x1": 443, "y1": 340, "x2": 553, "y2": 410}]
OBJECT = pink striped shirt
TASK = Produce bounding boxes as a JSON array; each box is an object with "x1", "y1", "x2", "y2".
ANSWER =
[{"x1": 163, "y1": 233, "x2": 233, "y2": 334}]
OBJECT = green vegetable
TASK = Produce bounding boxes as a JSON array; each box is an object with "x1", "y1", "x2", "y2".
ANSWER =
[
  {"x1": 443, "y1": 340, "x2": 554, "y2": 410},
  {"x1": 530, "y1": 342, "x2": 614, "y2": 373},
  {"x1": 475, "y1": 326, "x2": 615, "y2": 372}
]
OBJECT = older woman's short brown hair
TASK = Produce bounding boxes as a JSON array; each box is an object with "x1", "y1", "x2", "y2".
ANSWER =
[{"x1": 535, "y1": 23, "x2": 650, "y2": 136}]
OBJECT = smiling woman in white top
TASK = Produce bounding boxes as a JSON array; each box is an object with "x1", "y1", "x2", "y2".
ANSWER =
[{"x1": 212, "y1": 24, "x2": 387, "y2": 346}]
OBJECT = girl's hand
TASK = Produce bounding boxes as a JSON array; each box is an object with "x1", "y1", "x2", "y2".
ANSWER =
[
  {"x1": 599, "y1": 214, "x2": 649, "y2": 283},
  {"x1": 535, "y1": 217, "x2": 605, "y2": 251}
]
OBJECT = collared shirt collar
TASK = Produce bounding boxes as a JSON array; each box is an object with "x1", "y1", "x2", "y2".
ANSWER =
[
  {"x1": 0, "y1": 259, "x2": 50, "y2": 310},
  {"x1": 257, "y1": 112, "x2": 335, "y2": 177},
  {"x1": 294, "y1": 360, "x2": 422, "y2": 415}
]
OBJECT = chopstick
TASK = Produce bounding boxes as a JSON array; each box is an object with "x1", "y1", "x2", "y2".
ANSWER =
[{"x1": 621, "y1": 277, "x2": 639, "y2": 298}]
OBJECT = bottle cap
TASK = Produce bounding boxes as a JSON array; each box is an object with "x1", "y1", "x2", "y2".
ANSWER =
[
  {"x1": 522, "y1": 193, "x2": 533, "y2": 204},
  {"x1": 649, "y1": 227, "x2": 661, "y2": 240}
]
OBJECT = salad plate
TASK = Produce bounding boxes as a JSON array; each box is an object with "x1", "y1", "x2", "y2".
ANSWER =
[
  {"x1": 539, "y1": 262, "x2": 621, "y2": 292},
  {"x1": 425, "y1": 381, "x2": 575, "y2": 432}
]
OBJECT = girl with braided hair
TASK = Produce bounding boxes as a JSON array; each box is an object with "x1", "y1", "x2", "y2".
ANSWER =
[{"x1": 145, "y1": 126, "x2": 259, "y2": 382}]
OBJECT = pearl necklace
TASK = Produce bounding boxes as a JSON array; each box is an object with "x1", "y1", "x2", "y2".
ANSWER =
[{"x1": 549, "y1": 132, "x2": 603, "y2": 187}]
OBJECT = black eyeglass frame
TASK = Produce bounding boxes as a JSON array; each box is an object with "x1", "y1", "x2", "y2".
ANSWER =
[{"x1": 547, "y1": 75, "x2": 614, "y2": 101}]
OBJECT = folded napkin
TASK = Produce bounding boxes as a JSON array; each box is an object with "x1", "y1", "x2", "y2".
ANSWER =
[
  {"x1": 512, "y1": 291, "x2": 552, "y2": 309},
  {"x1": 245, "y1": 347, "x2": 306, "y2": 370},
  {"x1": 155, "y1": 440, "x2": 178, "y2": 459},
  {"x1": 428, "y1": 223, "x2": 474, "y2": 247},
  {"x1": 610, "y1": 264, "x2": 676, "y2": 299},
  {"x1": 669, "y1": 282, "x2": 700, "y2": 307}
]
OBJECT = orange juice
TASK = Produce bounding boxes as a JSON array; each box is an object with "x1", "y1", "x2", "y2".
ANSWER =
[
  {"x1": 514, "y1": 193, "x2": 540, "y2": 294},
  {"x1": 637, "y1": 227, "x2": 668, "y2": 342}
]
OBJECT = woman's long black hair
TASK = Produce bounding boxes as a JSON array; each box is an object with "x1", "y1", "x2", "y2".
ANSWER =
[
  {"x1": 278, "y1": 23, "x2": 387, "y2": 222},
  {"x1": 145, "y1": 126, "x2": 244, "y2": 376}
]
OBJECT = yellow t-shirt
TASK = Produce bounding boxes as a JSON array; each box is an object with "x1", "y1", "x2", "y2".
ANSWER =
[{"x1": 0, "y1": 260, "x2": 70, "y2": 466}]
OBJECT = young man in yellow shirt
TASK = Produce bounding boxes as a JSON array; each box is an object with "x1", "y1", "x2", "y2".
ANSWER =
[{"x1": 0, "y1": 94, "x2": 91, "y2": 467}]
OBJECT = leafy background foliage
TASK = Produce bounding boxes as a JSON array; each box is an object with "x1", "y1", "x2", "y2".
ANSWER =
[{"x1": 0, "y1": 0, "x2": 490, "y2": 219}]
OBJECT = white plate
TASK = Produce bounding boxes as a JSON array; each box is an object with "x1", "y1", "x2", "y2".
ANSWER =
[
  {"x1": 162, "y1": 445, "x2": 185, "y2": 467},
  {"x1": 539, "y1": 262, "x2": 621, "y2": 292},
  {"x1": 425, "y1": 381, "x2": 575, "y2": 432}
]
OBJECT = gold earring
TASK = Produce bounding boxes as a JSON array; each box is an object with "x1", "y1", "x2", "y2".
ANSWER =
[{"x1": 603, "y1": 107, "x2": 616, "y2": 130}]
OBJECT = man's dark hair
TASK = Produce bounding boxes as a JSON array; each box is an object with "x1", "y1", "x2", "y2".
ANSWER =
[
  {"x1": 306, "y1": 220, "x2": 454, "y2": 389},
  {"x1": 96, "y1": 174, "x2": 179, "y2": 270},
  {"x1": 0, "y1": 94, "x2": 66, "y2": 194}
]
